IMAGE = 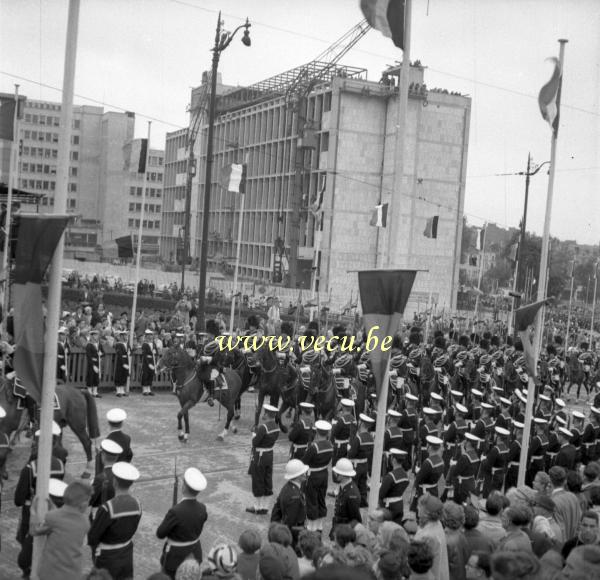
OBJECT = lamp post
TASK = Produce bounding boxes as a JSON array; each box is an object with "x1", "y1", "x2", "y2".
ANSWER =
[{"x1": 197, "y1": 12, "x2": 251, "y2": 330}]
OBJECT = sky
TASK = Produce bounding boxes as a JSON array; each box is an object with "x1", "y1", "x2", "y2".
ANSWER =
[{"x1": 1, "y1": 0, "x2": 599, "y2": 245}]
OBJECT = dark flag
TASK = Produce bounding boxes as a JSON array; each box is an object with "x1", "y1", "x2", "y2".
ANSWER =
[
  {"x1": 538, "y1": 57, "x2": 562, "y2": 136},
  {"x1": 360, "y1": 0, "x2": 406, "y2": 50},
  {"x1": 123, "y1": 138, "x2": 148, "y2": 173},
  {"x1": 423, "y1": 215, "x2": 439, "y2": 239},
  {"x1": 358, "y1": 270, "x2": 417, "y2": 395},
  {"x1": 115, "y1": 235, "x2": 134, "y2": 259},
  {"x1": 0, "y1": 93, "x2": 25, "y2": 141},
  {"x1": 137, "y1": 138, "x2": 148, "y2": 173},
  {"x1": 13, "y1": 214, "x2": 69, "y2": 404},
  {"x1": 515, "y1": 299, "x2": 549, "y2": 378}
]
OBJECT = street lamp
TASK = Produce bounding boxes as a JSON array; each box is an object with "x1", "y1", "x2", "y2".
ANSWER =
[{"x1": 197, "y1": 12, "x2": 251, "y2": 330}]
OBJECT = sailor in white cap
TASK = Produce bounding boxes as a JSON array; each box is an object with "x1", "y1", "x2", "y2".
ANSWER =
[
  {"x1": 570, "y1": 411, "x2": 586, "y2": 464},
  {"x1": 85, "y1": 327, "x2": 103, "y2": 398},
  {"x1": 98, "y1": 408, "x2": 133, "y2": 474},
  {"x1": 330, "y1": 398, "x2": 357, "y2": 487},
  {"x1": 495, "y1": 397, "x2": 513, "y2": 431},
  {"x1": 113, "y1": 329, "x2": 130, "y2": 398},
  {"x1": 554, "y1": 426, "x2": 576, "y2": 471},
  {"x1": 481, "y1": 427, "x2": 510, "y2": 497},
  {"x1": 445, "y1": 432, "x2": 482, "y2": 504},
  {"x1": 526, "y1": 417, "x2": 549, "y2": 485},
  {"x1": 287, "y1": 402, "x2": 315, "y2": 460},
  {"x1": 583, "y1": 407, "x2": 600, "y2": 464},
  {"x1": 378, "y1": 448, "x2": 409, "y2": 524},
  {"x1": 88, "y1": 462, "x2": 142, "y2": 580},
  {"x1": 398, "y1": 393, "x2": 419, "y2": 468},
  {"x1": 412, "y1": 435, "x2": 444, "y2": 511},
  {"x1": 419, "y1": 407, "x2": 441, "y2": 465},
  {"x1": 472, "y1": 403, "x2": 495, "y2": 455},
  {"x1": 247, "y1": 403, "x2": 280, "y2": 515},
  {"x1": 301, "y1": 419, "x2": 333, "y2": 532},
  {"x1": 536, "y1": 393, "x2": 553, "y2": 423},
  {"x1": 141, "y1": 329, "x2": 157, "y2": 396},
  {"x1": 329, "y1": 458, "x2": 361, "y2": 540},
  {"x1": 383, "y1": 409, "x2": 404, "y2": 473},
  {"x1": 272, "y1": 459, "x2": 308, "y2": 548},
  {"x1": 156, "y1": 467, "x2": 208, "y2": 577},
  {"x1": 57, "y1": 326, "x2": 70, "y2": 383},
  {"x1": 347, "y1": 413, "x2": 375, "y2": 507},
  {"x1": 552, "y1": 398, "x2": 567, "y2": 428},
  {"x1": 91, "y1": 439, "x2": 124, "y2": 510},
  {"x1": 505, "y1": 420, "x2": 524, "y2": 490},
  {"x1": 443, "y1": 403, "x2": 469, "y2": 473},
  {"x1": 470, "y1": 388, "x2": 484, "y2": 421},
  {"x1": 47, "y1": 477, "x2": 69, "y2": 508}
]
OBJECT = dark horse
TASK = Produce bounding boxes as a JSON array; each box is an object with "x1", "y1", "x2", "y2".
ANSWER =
[
  {"x1": 0, "y1": 379, "x2": 100, "y2": 477},
  {"x1": 297, "y1": 356, "x2": 337, "y2": 421},
  {"x1": 253, "y1": 348, "x2": 299, "y2": 432},
  {"x1": 213, "y1": 347, "x2": 253, "y2": 420}
]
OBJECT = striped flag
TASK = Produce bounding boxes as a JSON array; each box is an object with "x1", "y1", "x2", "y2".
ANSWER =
[
  {"x1": 515, "y1": 299, "x2": 548, "y2": 377},
  {"x1": 123, "y1": 138, "x2": 148, "y2": 173},
  {"x1": 370, "y1": 203, "x2": 388, "y2": 228},
  {"x1": 220, "y1": 163, "x2": 246, "y2": 193},
  {"x1": 423, "y1": 215, "x2": 439, "y2": 239},
  {"x1": 360, "y1": 0, "x2": 406, "y2": 50},
  {"x1": 509, "y1": 242, "x2": 519, "y2": 262},
  {"x1": 538, "y1": 57, "x2": 562, "y2": 136}
]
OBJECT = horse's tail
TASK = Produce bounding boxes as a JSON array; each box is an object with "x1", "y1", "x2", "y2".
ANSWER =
[{"x1": 82, "y1": 389, "x2": 100, "y2": 439}]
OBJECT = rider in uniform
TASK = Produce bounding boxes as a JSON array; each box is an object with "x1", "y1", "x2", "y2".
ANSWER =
[
  {"x1": 378, "y1": 448, "x2": 409, "y2": 524},
  {"x1": 288, "y1": 402, "x2": 315, "y2": 459},
  {"x1": 347, "y1": 413, "x2": 375, "y2": 507},
  {"x1": 156, "y1": 468, "x2": 208, "y2": 579}
]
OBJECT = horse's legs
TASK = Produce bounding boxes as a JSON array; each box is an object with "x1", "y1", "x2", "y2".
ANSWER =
[
  {"x1": 234, "y1": 394, "x2": 242, "y2": 421},
  {"x1": 177, "y1": 408, "x2": 184, "y2": 441},
  {"x1": 254, "y1": 390, "x2": 265, "y2": 428},
  {"x1": 69, "y1": 423, "x2": 94, "y2": 478},
  {"x1": 217, "y1": 394, "x2": 235, "y2": 441},
  {"x1": 178, "y1": 400, "x2": 195, "y2": 443}
]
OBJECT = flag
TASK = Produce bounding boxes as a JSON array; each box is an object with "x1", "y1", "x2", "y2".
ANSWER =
[
  {"x1": 423, "y1": 215, "x2": 439, "y2": 239},
  {"x1": 469, "y1": 255, "x2": 477, "y2": 267},
  {"x1": 370, "y1": 203, "x2": 388, "y2": 228},
  {"x1": 358, "y1": 270, "x2": 417, "y2": 395},
  {"x1": 13, "y1": 214, "x2": 69, "y2": 404},
  {"x1": 515, "y1": 299, "x2": 548, "y2": 377},
  {"x1": 0, "y1": 94, "x2": 25, "y2": 142},
  {"x1": 569, "y1": 259, "x2": 575, "y2": 278},
  {"x1": 360, "y1": 0, "x2": 406, "y2": 50},
  {"x1": 220, "y1": 163, "x2": 247, "y2": 193},
  {"x1": 475, "y1": 227, "x2": 485, "y2": 251},
  {"x1": 509, "y1": 242, "x2": 519, "y2": 262},
  {"x1": 115, "y1": 235, "x2": 134, "y2": 259},
  {"x1": 310, "y1": 178, "x2": 326, "y2": 217},
  {"x1": 538, "y1": 57, "x2": 562, "y2": 135},
  {"x1": 123, "y1": 139, "x2": 148, "y2": 173}
]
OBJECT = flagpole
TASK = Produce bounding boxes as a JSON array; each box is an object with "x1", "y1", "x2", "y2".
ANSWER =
[
  {"x1": 128, "y1": 121, "x2": 152, "y2": 393},
  {"x1": 518, "y1": 38, "x2": 567, "y2": 488},
  {"x1": 386, "y1": 0, "x2": 411, "y2": 267},
  {"x1": 590, "y1": 260, "x2": 598, "y2": 343},
  {"x1": 229, "y1": 167, "x2": 246, "y2": 334},
  {"x1": 473, "y1": 225, "x2": 487, "y2": 327},
  {"x1": 508, "y1": 257, "x2": 519, "y2": 336},
  {"x1": 32, "y1": 2, "x2": 80, "y2": 577}
]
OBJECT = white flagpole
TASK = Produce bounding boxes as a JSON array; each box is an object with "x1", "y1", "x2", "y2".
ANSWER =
[
  {"x1": 473, "y1": 225, "x2": 487, "y2": 325},
  {"x1": 564, "y1": 260, "x2": 575, "y2": 348},
  {"x1": 127, "y1": 122, "x2": 151, "y2": 393},
  {"x1": 508, "y1": 256, "x2": 519, "y2": 336},
  {"x1": 32, "y1": 2, "x2": 80, "y2": 577},
  {"x1": 229, "y1": 164, "x2": 246, "y2": 334},
  {"x1": 590, "y1": 260, "x2": 598, "y2": 342},
  {"x1": 518, "y1": 39, "x2": 568, "y2": 488}
]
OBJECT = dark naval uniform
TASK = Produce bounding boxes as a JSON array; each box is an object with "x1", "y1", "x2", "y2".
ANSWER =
[
  {"x1": 57, "y1": 339, "x2": 69, "y2": 382},
  {"x1": 288, "y1": 418, "x2": 314, "y2": 459},
  {"x1": 413, "y1": 451, "x2": 444, "y2": 510},
  {"x1": 156, "y1": 498, "x2": 208, "y2": 578},
  {"x1": 482, "y1": 440, "x2": 509, "y2": 497},
  {"x1": 383, "y1": 424, "x2": 405, "y2": 472},
  {"x1": 581, "y1": 422, "x2": 597, "y2": 464},
  {"x1": 398, "y1": 407, "x2": 419, "y2": 467},
  {"x1": 88, "y1": 494, "x2": 142, "y2": 580},
  {"x1": 96, "y1": 430, "x2": 133, "y2": 475},
  {"x1": 418, "y1": 420, "x2": 439, "y2": 464},
  {"x1": 90, "y1": 466, "x2": 116, "y2": 509},
  {"x1": 329, "y1": 479, "x2": 362, "y2": 539},
  {"x1": 249, "y1": 419, "x2": 280, "y2": 498},
  {"x1": 443, "y1": 417, "x2": 468, "y2": 473},
  {"x1": 378, "y1": 466, "x2": 409, "y2": 524},
  {"x1": 546, "y1": 430, "x2": 560, "y2": 470},
  {"x1": 141, "y1": 340, "x2": 156, "y2": 388},
  {"x1": 86, "y1": 340, "x2": 102, "y2": 388},
  {"x1": 527, "y1": 432, "x2": 548, "y2": 486},
  {"x1": 446, "y1": 448, "x2": 480, "y2": 504},
  {"x1": 114, "y1": 340, "x2": 130, "y2": 387},
  {"x1": 330, "y1": 410, "x2": 356, "y2": 475},
  {"x1": 271, "y1": 480, "x2": 306, "y2": 546},
  {"x1": 347, "y1": 431, "x2": 374, "y2": 507},
  {"x1": 302, "y1": 439, "x2": 333, "y2": 521},
  {"x1": 504, "y1": 439, "x2": 521, "y2": 491},
  {"x1": 554, "y1": 442, "x2": 576, "y2": 471}
]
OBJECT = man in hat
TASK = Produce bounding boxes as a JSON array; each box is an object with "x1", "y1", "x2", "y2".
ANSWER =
[
  {"x1": 571, "y1": 411, "x2": 585, "y2": 465},
  {"x1": 90, "y1": 439, "x2": 123, "y2": 512},
  {"x1": 271, "y1": 459, "x2": 308, "y2": 548},
  {"x1": 57, "y1": 327, "x2": 70, "y2": 383},
  {"x1": 481, "y1": 426, "x2": 510, "y2": 497},
  {"x1": 329, "y1": 458, "x2": 362, "y2": 539},
  {"x1": 347, "y1": 413, "x2": 375, "y2": 507},
  {"x1": 470, "y1": 388, "x2": 484, "y2": 422},
  {"x1": 88, "y1": 462, "x2": 142, "y2": 580},
  {"x1": 588, "y1": 406, "x2": 600, "y2": 462},
  {"x1": 443, "y1": 403, "x2": 468, "y2": 474},
  {"x1": 505, "y1": 421, "x2": 523, "y2": 491},
  {"x1": 527, "y1": 418, "x2": 549, "y2": 486},
  {"x1": 472, "y1": 402, "x2": 495, "y2": 455},
  {"x1": 247, "y1": 403, "x2": 280, "y2": 515},
  {"x1": 412, "y1": 435, "x2": 445, "y2": 512},
  {"x1": 287, "y1": 402, "x2": 315, "y2": 459},
  {"x1": 99, "y1": 408, "x2": 133, "y2": 471},
  {"x1": 418, "y1": 408, "x2": 441, "y2": 465},
  {"x1": 495, "y1": 397, "x2": 513, "y2": 431},
  {"x1": 141, "y1": 329, "x2": 157, "y2": 396},
  {"x1": 86, "y1": 329, "x2": 103, "y2": 398},
  {"x1": 156, "y1": 467, "x2": 208, "y2": 579},
  {"x1": 329, "y1": 398, "x2": 356, "y2": 494},
  {"x1": 554, "y1": 426, "x2": 576, "y2": 471},
  {"x1": 383, "y1": 409, "x2": 404, "y2": 473},
  {"x1": 445, "y1": 432, "x2": 482, "y2": 504},
  {"x1": 301, "y1": 420, "x2": 333, "y2": 533},
  {"x1": 113, "y1": 330, "x2": 130, "y2": 398},
  {"x1": 379, "y1": 448, "x2": 409, "y2": 524},
  {"x1": 398, "y1": 393, "x2": 419, "y2": 468},
  {"x1": 546, "y1": 417, "x2": 563, "y2": 470}
]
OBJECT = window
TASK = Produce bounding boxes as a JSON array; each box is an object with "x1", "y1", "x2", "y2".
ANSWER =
[
  {"x1": 71, "y1": 135, "x2": 79, "y2": 145},
  {"x1": 156, "y1": 205, "x2": 161, "y2": 213},
  {"x1": 36, "y1": 180, "x2": 42, "y2": 189},
  {"x1": 154, "y1": 220, "x2": 160, "y2": 229},
  {"x1": 70, "y1": 151, "x2": 78, "y2": 161},
  {"x1": 68, "y1": 183, "x2": 77, "y2": 192},
  {"x1": 23, "y1": 146, "x2": 29, "y2": 155},
  {"x1": 128, "y1": 219, "x2": 134, "y2": 228},
  {"x1": 53, "y1": 117, "x2": 59, "y2": 127},
  {"x1": 321, "y1": 132, "x2": 329, "y2": 152},
  {"x1": 68, "y1": 199, "x2": 77, "y2": 209},
  {"x1": 50, "y1": 182, "x2": 56, "y2": 191},
  {"x1": 157, "y1": 173, "x2": 162, "y2": 182},
  {"x1": 135, "y1": 203, "x2": 141, "y2": 211},
  {"x1": 44, "y1": 165, "x2": 50, "y2": 174},
  {"x1": 135, "y1": 219, "x2": 140, "y2": 228},
  {"x1": 52, "y1": 133, "x2": 58, "y2": 143},
  {"x1": 42, "y1": 181, "x2": 49, "y2": 190},
  {"x1": 70, "y1": 167, "x2": 78, "y2": 177},
  {"x1": 129, "y1": 186, "x2": 136, "y2": 196},
  {"x1": 36, "y1": 164, "x2": 43, "y2": 173},
  {"x1": 73, "y1": 119, "x2": 80, "y2": 130},
  {"x1": 38, "y1": 132, "x2": 44, "y2": 141},
  {"x1": 137, "y1": 187, "x2": 142, "y2": 196},
  {"x1": 25, "y1": 114, "x2": 32, "y2": 122},
  {"x1": 32, "y1": 115, "x2": 38, "y2": 124},
  {"x1": 22, "y1": 163, "x2": 29, "y2": 172},
  {"x1": 52, "y1": 149, "x2": 58, "y2": 158},
  {"x1": 31, "y1": 131, "x2": 37, "y2": 140},
  {"x1": 24, "y1": 130, "x2": 30, "y2": 139},
  {"x1": 44, "y1": 149, "x2": 51, "y2": 159},
  {"x1": 129, "y1": 203, "x2": 135, "y2": 212}
]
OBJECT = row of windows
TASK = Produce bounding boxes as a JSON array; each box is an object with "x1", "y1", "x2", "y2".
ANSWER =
[
  {"x1": 39, "y1": 198, "x2": 77, "y2": 209},
  {"x1": 23, "y1": 114, "x2": 80, "y2": 129},
  {"x1": 148, "y1": 155, "x2": 164, "y2": 167},
  {"x1": 127, "y1": 219, "x2": 161, "y2": 229},
  {"x1": 146, "y1": 172, "x2": 163, "y2": 182},
  {"x1": 19, "y1": 178, "x2": 77, "y2": 192},
  {"x1": 20, "y1": 163, "x2": 78, "y2": 177},
  {"x1": 129, "y1": 203, "x2": 161, "y2": 213},
  {"x1": 20, "y1": 147, "x2": 79, "y2": 161},
  {"x1": 129, "y1": 186, "x2": 162, "y2": 198},
  {"x1": 27, "y1": 102, "x2": 61, "y2": 111},
  {"x1": 22, "y1": 130, "x2": 79, "y2": 145}
]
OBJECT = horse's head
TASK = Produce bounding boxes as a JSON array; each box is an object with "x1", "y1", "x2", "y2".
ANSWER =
[{"x1": 156, "y1": 347, "x2": 194, "y2": 375}]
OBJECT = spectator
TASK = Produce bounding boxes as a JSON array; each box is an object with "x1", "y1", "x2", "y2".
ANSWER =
[
  {"x1": 377, "y1": 550, "x2": 407, "y2": 580},
  {"x1": 334, "y1": 524, "x2": 356, "y2": 549},
  {"x1": 464, "y1": 551, "x2": 491, "y2": 579},
  {"x1": 297, "y1": 531, "x2": 320, "y2": 577},
  {"x1": 490, "y1": 550, "x2": 540, "y2": 580},
  {"x1": 532, "y1": 472, "x2": 553, "y2": 497},
  {"x1": 407, "y1": 540, "x2": 435, "y2": 580},
  {"x1": 462, "y1": 506, "x2": 494, "y2": 555},
  {"x1": 549, "y1": 466, "x2": 582, "y2": 540},
  {"x1": 257, "y1": 523, "x2": 300, "y2": 580},
  {"x1": 561, "y1": 510, "x2": 600, "y2": 559},
  {"x1": 497, "y1": 505, "x2": 533, "y2": 552},
  {"x1": 85, "y1": 569, "x2": 113, "y2": 580},
  {"x1": 531, "y1": 494, "x2": 562, "y2": 545},
  {"x1": 237, "y1": 529, "x2": 262, "y2": 580},
  {"x1": 443, "y1": 503, "x2": 469, "y2": 580},
  {"x1": 476, "y1": 493, "x2": 507, "y2": 546},
  {"x1": 414, "y1": 495, "x2": 449, "y2": 580},
  {"x1": 376, "y1": 521, "x2": 409, "y2": 556},
  {"x1": 202, "y1": 543, "x2": 241, "y2": 580},
  {"x1": 562, "y1": 544, "x2": 600, "y2": 579},
  {"x1": 582, "y1": 462, "x2": 600, "y2": 509}
]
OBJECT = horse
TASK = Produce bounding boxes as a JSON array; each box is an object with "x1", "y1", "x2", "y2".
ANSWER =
[
  {"x1": 253, "y1": 347, "x2": 299, "y2": 432},
  {"x1": 214, "y1": 347, "x2": 253, "y2": 420},
  {"x1": 0, "y1": 378, "x2": 100, "y2": 478},
  {"x1": 156, "y1": 348, "x2": 204, "y2": 443},
  {"x1": 297, "y1": 355, "x2": 337, "y2": 421}
]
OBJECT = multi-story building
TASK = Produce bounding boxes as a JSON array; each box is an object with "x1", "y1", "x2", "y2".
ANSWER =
[{"x1": 160, "y1": 63, "x2": 471, "y2": 314}]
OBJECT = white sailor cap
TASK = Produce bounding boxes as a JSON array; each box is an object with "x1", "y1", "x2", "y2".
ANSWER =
[
  {"x1": 423, "y1": 407, "x2": 439, "y2": 415},
  {"x1": 89, "y1": 329, "x2": 99, "y2": 335},
  {"x1": 481, "y1": 402, "x2": 494, "y2": 410},
  {"x1": 175, "y1": 333, "x2": 185, "y2": 338},
  {"x1": 359, "y1": 413, "x2": 375, "y2": 423},
  {"x1": 35, "y1": 421, "x2": 61, "y2": 438},
  {"x1": 455, "y1": 403, "x2": 468, "y2": 414},
  {"x1": 340, "y1": 398, "x2": 355, "y2": 407},
  {"x1": 555, "y1": 398, "x2": 566, "y2": 408},
  {"x1": 262, "y1": 404, "x2": 279, "y2": 413},
  {"x1": 591, "y1": 406, "x2": 600, "y2": 416},
  {"x1": 48, "y1": 478, "x2": 68, "y2": 498},
  {"x1": 58, "y1": 327, "x2": 67, "y2": 334},
  {"x1": 430, "y1": 392, "x2": 444, "y2": 401},
  {"x1": 534, "y1": 417, "x2": 548, "y2": 425},
  {"x1": 450, "y1": 390, "x2": 463, "y2": 398},
  {"x1": 558, "y1": 427, "x2": 573, "y2": 438},
  {"x1": 299, "y1": 402, "x2": 315, "y2": 410},
  {"x1": 513, "y1": 420, "x2": 524, "y2": 429},
  {"x1": 516, "y1": 392, "x2": 527, "y2": 404},
  {"x1": 389, "y1": 447, "x2": 408, "y2": 456},
  {"x1": 495, "y1": 426, "x2": 510, "y2": 437},
  {"x1": 387, "y1": 409, "x2": 402, "y2": 418},
  {"x1": 471, "y1": 389, "x2": 483, "y2": 398},
  {"x1": 499, "y1": 397, "x2": 512, "y2": 406},
  {"x1": 0, "y1": 405, "x2": 6, "y2": 419},
  {"x1": 555, "y1": 415, "x2": 567, "y2": 426},
  {"x1": 539, "y1": 394, "x2": 551, "y2": 402},
  {"x1": 101, "y1": 439, "x2": 123, "y2": 456},
  {"x1": 315, "y1": 420, "x2": 332, "y2": 431},
  {"x1": 406, "y1": 393, "x2": 419, "y2": 401},
  {"x1": 572, "y1": 411, "x2": 585, "y2": 420},
  {"x1": 426, "y1": 435, "x2": 443, "y2": 446},
  {"x1": 184, "y1": 467, "x2": 207, "y2": 492},
  {"x1": 106, "y1": 408, "x2": 127, "y2": 423},
  {"x1": 112, "y1": 462, "x2": 140, "y2": 482},
  {"x1": 492, "y1": 386, "x2": 504, "y2": 393},
  {"x1": 144, "y1": 329, "x2": 154, "y2": 334},
  {"x1": 465, "y1": 432, "x2": 482, "y2": 443}
]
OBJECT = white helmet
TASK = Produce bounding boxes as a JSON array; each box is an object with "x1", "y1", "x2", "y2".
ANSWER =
[
  {"x1": 284, "y1": 459, "x2": 308, "y2": 480},
  {"x1": 332, "y1": 458, "x2": 356, "y2": 478}
]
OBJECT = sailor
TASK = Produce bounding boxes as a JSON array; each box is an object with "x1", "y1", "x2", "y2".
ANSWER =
[
  {"x1": 589, "y1": 407, "x2": 600, "y2": 462},
  {"x1": 288, "y1": 402, "x2": 315, "y2": 459},
  {"x1": 504, "y1": 421, "x2": 523, "y2": 491},
  {"x1": 156, "y1": 468, "x2": 208, "y2": 579},
  {"x1": 301, "y1": 420, "x2": 333, "y2": 534},
  {"x1": 329, "y1": 458, "x2": 362, "y2": 540},
  {"x1": 88, "y1": 462, "x2": 142, "y2": 580},
  {"x1": 378, "y1": 448, "x2": 409, "y2": 524},
  {"x1": 494, "y1": 397, "x2": 513, "y2": 431},
  {"x1": 47, "y1": 477, "x2": 69, "y2": 508},
  {"x1": 571, "y1": 411, "x2": 585, "y2": 465},
  {"x1": 90, "y1": 439, "x2": 123, "y2": 512},
  {"x1": 445, "y1": 432, "x2": 482, "y2": 504},
  {"x1": 536, "y1": 394, "x2": 553, "y2": 423},
  {"x1": 247, "y1": 403, "x2": 280, "y2": 515},
  {"x1": 96, "y1": 408, "x2": 133, "y2": 474},
  {"x1": 330, "y1": 398, "x2": 357, "y2": 492},
  {"x1": 141, "y1": 329, "x2": 157, "y2": 396},
  {"x1": 482, "y1": 426, "x2": 510, "y2": 497},
  {"x1": 470, "y1": 388, "x2": 484, "y2": 422},
  {"x1": 412, "y1": 435, "x2": 444, "y2": 512},
  {"x1": 398, "y1": 393, "x2": 419, "y2": 468},
  {"x1": 57, "y1": 326, "x2": 70, "y2": 383},
  {"x1": 383, "y1": 409, "x2": 404, "y2": 473},
  {"x1": 546, "y1": 417, "x2": 564, "y2": 470},
  {"x1": 554, "y1": 426, "x2": 576, "y2": 471},
  {"x1": 418, "y1": 407, "x2": 441, "y2": 465},
  {"x1": 347, "y1": 413, "x2": 375, "y2": 507},
  {"x1": 271, "y1": 459, "x2": 308, "y2": 548},
  {"x1": 443, "y1": 403, "x2": 469, "y2": 473},
  {"x1": 113, "y1": 330, "x2": 130, "y2": 398},
  {"x1": 472, "y1": 402, "x2": 495, "y2": 455},
  {"x1": 526, "y1": 418, "x2": 549, "y2": 486},
  {"x1": 86, "y1": 329, "x2": 103, "y2": 398},
  {"x1": 445, "y1": 390, "x2": 465, "y2": 425}
]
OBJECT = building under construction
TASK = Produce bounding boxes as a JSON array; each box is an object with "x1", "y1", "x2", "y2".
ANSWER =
[{"x1": 160, "y1": 22, "x2": 471, "y2": 314}]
